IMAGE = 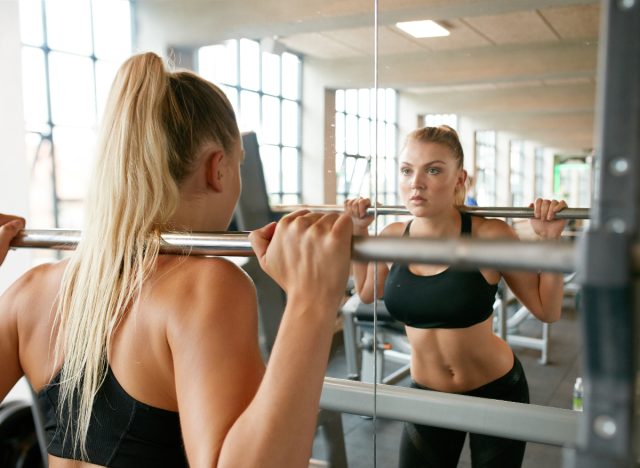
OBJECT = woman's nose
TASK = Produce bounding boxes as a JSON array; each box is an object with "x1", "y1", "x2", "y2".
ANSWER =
[{"x1": 410, "y1": 174, "x2": 425, "y2": 189}]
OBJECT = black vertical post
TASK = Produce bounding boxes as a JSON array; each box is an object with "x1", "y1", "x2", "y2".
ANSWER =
[{"x1": 573, "y1": 0, "x2": 640, "y2": 466}]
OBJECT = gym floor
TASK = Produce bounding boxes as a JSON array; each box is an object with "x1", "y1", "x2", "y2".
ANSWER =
[{"x1": 314, "y1": 305, "x2": 582, "y2": 467}]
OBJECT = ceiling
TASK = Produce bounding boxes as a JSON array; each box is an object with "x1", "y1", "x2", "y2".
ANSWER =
[{"x1": 136, "y1": 0, "x2": 601, "y2": 152}]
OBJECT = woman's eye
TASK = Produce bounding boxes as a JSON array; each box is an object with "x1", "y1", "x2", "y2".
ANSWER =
[
  {"x1": 427, "y1": 167, "x2": 441, "y2": 175},
  {"x1": 400, "y1": 168, "x2": 411, "y2": 175}
]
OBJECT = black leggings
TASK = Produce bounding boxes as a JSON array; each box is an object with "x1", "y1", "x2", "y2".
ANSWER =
[{"x1": 399, "y1": 355, "x2": 530, "y2": 468}]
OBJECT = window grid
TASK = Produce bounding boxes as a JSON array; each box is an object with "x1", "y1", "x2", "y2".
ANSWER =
[
  {"x1": 474, "y1": 131, "x2": 497, "y2": 205},
  {"x1": 510, "y1": 140, "x2": 526, "y2": 207},
  {"x1": 20, "y1": 0, "x2": 132, "y2": 231},
  {"x1": 335, "y1": 88, "x2": 398, "y2": 205},
  {"x1": 198, "y1": 40, "x2": 302, "y2": 205},
  {"x1": 534, "y1": 147, "x2": 545, "y2": 198}
]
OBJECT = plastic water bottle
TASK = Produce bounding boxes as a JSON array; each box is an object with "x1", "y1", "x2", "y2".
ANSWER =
[{"x1": 573, "y1": 377, "x2": 583, "y2": 411}]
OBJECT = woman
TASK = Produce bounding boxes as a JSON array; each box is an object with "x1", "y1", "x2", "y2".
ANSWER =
[
  {"x1": 345, "y1": 125, "x2": 566, "y2": 468},
  {"x1": 0, "y1": 52, "x2": 353, "y2": 468}
]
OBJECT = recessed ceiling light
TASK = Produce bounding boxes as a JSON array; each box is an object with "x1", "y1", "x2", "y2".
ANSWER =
[{"x1": 396, "y1": 20, "x2": 450, "y2": 38}]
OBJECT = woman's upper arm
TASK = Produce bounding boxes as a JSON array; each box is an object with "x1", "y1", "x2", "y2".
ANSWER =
[
  {"x1": 167, "y1": 260, "x2": 264, "y2": 468},
  {"x1": 0, "y1": 273, "x2": 28, "y2": 400}
]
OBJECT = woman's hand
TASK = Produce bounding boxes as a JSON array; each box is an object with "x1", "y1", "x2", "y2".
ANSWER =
[
  {"x1": 344, "y1": 197, "x2": 375, "y2": 235},
  {"x1": 0, "y1": 214, "x2": 25, "y2": 266},
  {"x1": 529, "y1": 198, "x2": 568, "y2": 240},
  {"x1": 249, "y1": 210, "x2": 353, "y2": 310}
]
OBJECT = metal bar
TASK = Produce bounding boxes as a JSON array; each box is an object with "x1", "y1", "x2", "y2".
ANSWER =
[
  {"x1": 382, "y1": 364, "x2": 411, "y2": 386},
  {"x1": 10, "y1": 229, "x2": 578, "y2": 273},
  {"x1": 272, "y1": 204, "x2": 591, "y2": 220},
  {"x1": 506, "y1": 335, "x2": 545, "y2": 352},
  {"x1": 320, "y1": 377, "x2": 579, "y2": 447}
]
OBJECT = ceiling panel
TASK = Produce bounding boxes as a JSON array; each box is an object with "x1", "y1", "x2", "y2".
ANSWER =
[
  {"x1": 463, "y1": 10, "x2": 560, "y2": 45},
  {"x1": 322, "y1": 26, "x2": 426, "y2": 56},
  {"x1": 538, "y1": 4, "x2": 600, "y2": 40},
  {"x1": 400, "y1": 18, "x2": 493, "y2": 51},
  {"x1": 279, "y1": 32, "x2": 364, "y2": 59}
]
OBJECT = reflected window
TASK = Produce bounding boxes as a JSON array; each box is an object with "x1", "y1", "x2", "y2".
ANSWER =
[
  {"x1": 198, "y1": 40, "x2": 302, "y2": 204},
  {"x1": 474, "y1": 131, "x2": 497, "y2": 205},
  {"x1": 423, "y1": 113, "x2": 458, "y2": 130},
  {"x1": 18, "y1": 0, "x2": 132, "y2": 235},
  {"x1": 534, "y1": 147, "x2": 546, "y2": 198},
  {"x1": 510, "y1": 140, "x2": 526, "y2": 207},
  {"x1": 335, "y1": 88, "x2": 398, "y2": 205}
]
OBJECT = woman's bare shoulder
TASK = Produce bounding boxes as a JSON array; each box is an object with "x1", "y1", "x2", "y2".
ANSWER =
[
  {"x1": 0, "y1": 259, "x2": 67, "y2": 308},
  {"x1": 472, "y1": 216, "x2": 518, "y2": 240},
  {"x1": 380, "y1": 221, "x2": 408, "y2": 237}
]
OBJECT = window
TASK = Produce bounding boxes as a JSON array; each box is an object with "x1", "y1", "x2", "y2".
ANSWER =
[
  {"x1": 334, "y1": 88, "x2": 398, "y2": 205},
  {"x1": 510, "y1": 140, "x2": 526, "y2": 206},
  {"x1": 19, "y1": 0, "x2": 132, "y2": 231},
  {"x1": 474, "y1": 131, "x2": 497, "y2": 205},
  {"x1": 198, "y1": 40, "x2": 302, "y2": 204},
  {"x1": 423, "y1": 113, "x2": 458, "y2": 130},
  {"x1": 534, "y1": 147, "x2": 545, "y2": 198}
]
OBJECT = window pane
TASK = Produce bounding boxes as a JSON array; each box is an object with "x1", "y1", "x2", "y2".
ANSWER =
[
  {"x1": 49, "y1": 52, "x2": 96, "y2": 126},
  {"x1": 377, "y1": 89, "x2": 386, "y2": 123},
  {"x1": 261, "y1": 52, "x2": 280, "y2": 96},
  {"x1": 346, "y1": 115, "x2": 358, "y2": 155},
  {"x1": 260, "y1": 144, "x2": 280, "y2": 194},
  {"x1": 386, "y1": 123, "x2": 396, "y2": 158},
  {"x1": 377, "y1": 121, "x2": 386, "y2": 156},
  {"x1": 19, "y1": 0, "x2": 44, "y2": 46},
  {"x1": 282, "y1": 100, "x2": 299, "y2": 147},
  {"x1": 358, "y1": 117, "x2": 370, "y2": 157},
  {"x1": 281, "y1": 193, "x2": 299, "y2": 204},
  {"x1": 385, "y1": 89, "x2": 396, "y2": 123},
  {"x1": 282, "y1": 147, "x2": 298, "y2": 193},
  {"x1": 27, "y1": 134, "x2": 56, "y2": 227},
  {"x1": 335, "y1": 113, "x2": 345, "y2": 154},
  {"x1": 221, "y1": 85, "x2": 238, "y2": 114},
  {"x1": 261, "y1": 95, "x2": 280, "y2": 145},
  {"x1": 336, "y1": 153, "x2": 346, "y2": 194},
  {"x1": 345, "y1": 89, "x2": 358, "y2": 115},
  {"x1": 281, "y1": 53, "x2": 300, "y2": 100},
  {"x1": 335, "y1": 89, "x2": 345, "y2": 112},
  {"x1": 358, "y1": 89, "x2": 369, "y2": 118},
  {"x1": 239, "y1": 90, "x2": 259, "y2": 133},
  {"x1": 95, "y1": 59, "x2": 119, "y2": 120},
  {"x1": 199, "y1": 41, "x2": 238, "y2": 86},
  {"x1": 45, "y1": 0, "x2": 93, "y2": 55},
  {"x1": 53, "y1": 126, "x2": 96, "y2": 200},
  {"x1": 240, "y1": 39, "x2": 260, "y2": 91},
  {"x1": 351, "y1": 158, "x2": 369, "y2": 196},
  {"x1": 58, "y1": 200, "x2": 84, "y2": 228},
  {"x1": 21, "y1": 46, "x2": 49, "y2": 128},
  {"x1": 92, "y1": 0, "x2": 131, "y2": 60}
]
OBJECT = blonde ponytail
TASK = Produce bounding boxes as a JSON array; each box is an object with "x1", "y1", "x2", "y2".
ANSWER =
[{"x1": 53, "y1": 52, "x2": 239, "y2": 459}]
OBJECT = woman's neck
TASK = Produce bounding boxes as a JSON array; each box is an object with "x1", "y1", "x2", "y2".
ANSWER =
[{"x1": 410, "y1": 206, "x2": 461, "y2": 238}]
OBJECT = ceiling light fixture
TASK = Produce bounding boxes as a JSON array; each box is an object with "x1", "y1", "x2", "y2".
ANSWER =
[{"x1": 396, "y1": 20, "x2": 450, "y2": 38}]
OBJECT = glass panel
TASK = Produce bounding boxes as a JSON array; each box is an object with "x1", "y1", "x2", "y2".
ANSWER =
[
  {"x1": 335, "y1": 112, "x2": 345, "y2": 154},
  {"x1": 281, "y1": 147, "x2": 298, "y2": 193},
  {"x1": 221, "y1": 85, "x2": 239, "y2": 113},
  {"x1": 21, "y1": 46, "x2": 49, "y2": 128},
  {"x1": 95, "y1": 59, "x2": 119, "y2": 120},
  {"x1": 386, "y1": 123, "x2": 396, "y2": 159},
  {"x1": 385, "y1": 88, "x2": 396, "y2": 123},
  {"x1": 260, "y1": 144, "x2": 280, "y2": 194},
  {"x1": 19, "y1": 0, "x2": 44, "y2": 46},
  {"x1": 239, "y1": 90, "x2": 260, "y2": 133},
  {"x1": 45, "y1": 0, "x2": 93, "y2": 55},
  {"x1": 199, "y1": 41, "x2": 238, "y2": 86},
  {"x1": 336, "y1": 152, "x2": 346, "y2": 195},
  {"x1": 27, "y1": 134, "x2": 55, "y2": 229},
  {"x1": 345, "y1": 89, "x2": 358, "y2": 115},
  {"x1": 351, "y1": 157, "x2": 369, "y2": 196},
  {"x1": 281, "y1": 193, "x2": 299, "y2": 204},
  {"x1": 358, "y1": 88, "x2": 370, "y2": 118},
  {"x1": 346, "y1": 114, "x2": 358, "y2": 155},
  {"x1": 48, "y1": 51, "x2": 96, "y2": 126},
  {"x1": 335, "y1": 89, "x2": 345, "y2": 113},
  {"x1": 358, "y1": 117, "x2": 370, "y2": 157},
  {"x1": 281, "y1": 53, "x2": 300, "y2": 100},
  {"x1": 53, "y1": 126, "x2": 96, "y2": 200},
  {"x1": 261, "y1": 95, "x2": 280, "y2": 145},
  {"x1": 262, "y1": 51, "x2": 280, "y2": 96},
  {"x1": 282, "y1": 100, "x2": 299, "y2": 147},
  {"x1": 58, "y1": 200, "x2": 84, "y2": 228},
  {"x1": 92, "y1": 0, "x2": 131, "y2": 60},
  {"x1": 240, "y1": 38, "x2": 260, "y2": 91}
]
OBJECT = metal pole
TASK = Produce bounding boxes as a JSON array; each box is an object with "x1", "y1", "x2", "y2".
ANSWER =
[
  {"x1": 320, "y1": 377, "x2": 579, "y2": 447},
  {"x1": 272, "y1": 204, "x2": 591, "y2": 220},
  {"x1": 10, "y1": 230, "x2": 578, "y2": 273}
]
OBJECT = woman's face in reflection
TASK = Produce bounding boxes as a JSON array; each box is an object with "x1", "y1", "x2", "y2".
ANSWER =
[{"x1": 398, "y1": 140, "x2": 464, "y2": 217}]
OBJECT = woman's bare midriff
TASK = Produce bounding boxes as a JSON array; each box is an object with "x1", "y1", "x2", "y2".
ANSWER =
[
  {"x1": 406, "y1": 317, "x2": 514, "y2": 393},
  {"x1": 49, "y1": 455, "x2": 104, "y2": 468}
]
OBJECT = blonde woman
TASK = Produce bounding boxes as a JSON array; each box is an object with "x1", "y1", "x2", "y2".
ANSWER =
[
  {"x1": 345, "y1": 126, "x2": 566, "y2": 468},
  {"x1": 0, "y1": 53, "x2": 352, "y2": 468}
]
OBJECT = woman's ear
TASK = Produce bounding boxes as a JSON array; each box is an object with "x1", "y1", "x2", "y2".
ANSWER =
[{"x1": 205, "y1": 150, "x2": 226, "y2": 192}]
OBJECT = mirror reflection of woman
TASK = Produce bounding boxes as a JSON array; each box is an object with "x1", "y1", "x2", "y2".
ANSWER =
[
  {"x1": 0, "y1": 52, "x2": 353, "y2": 468},
  {"x1": 345, "y1": 125, "x2": 567, "y2": 468}
]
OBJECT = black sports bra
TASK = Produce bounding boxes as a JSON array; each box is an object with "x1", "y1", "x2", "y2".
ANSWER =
[
  {"x1": 383, "y1": 211, "x2": 498, "y2": 329},
  {"x1": 37, "y1": 365, "x2": 189, "y2": 468}
]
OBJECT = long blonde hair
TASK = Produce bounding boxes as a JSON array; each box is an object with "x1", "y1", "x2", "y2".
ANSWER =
[{"x1": 53, "y1": 52, "x2": 239, "y2": 459}]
